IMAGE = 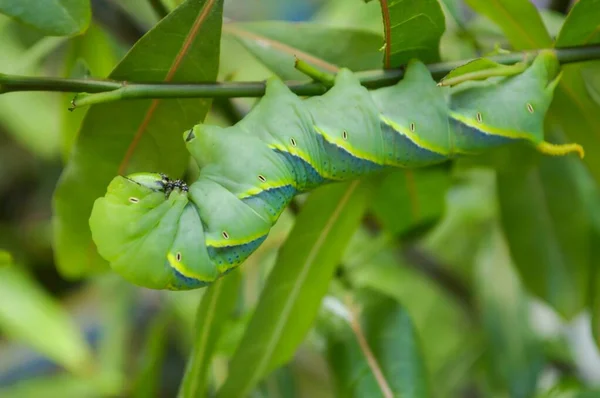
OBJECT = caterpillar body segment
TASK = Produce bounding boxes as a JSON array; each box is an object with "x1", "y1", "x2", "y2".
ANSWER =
[{"x1": 89, "y1": 50, "x2": 583, "y2": 290}]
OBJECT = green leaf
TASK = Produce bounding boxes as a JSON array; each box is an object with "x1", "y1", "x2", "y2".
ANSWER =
[
  {"x1": 370, "y1": 167, "x2": 450, "y2": 236},
  {"x1": 496, "y1": 144, "x2": 595, "y2": 318},
  {"x1": 0, "y1": 19, "x2": 64, "y2": 158},
  {"x1": 0, "y1": 0, "x2": 91, "y2": 36},
  {"x1": 464, "y1": 0, "x2": 552, "y2": 49},
  {"x1": 0, "y1": 373, "x2": 103, "y2": 398},
  {"x1": 325, "y1": 291, "x2": 429, "y2": 397},
  {"x1": 95, "y1": 276, "x2": 137, "y2": 395},
  {"x1": 346, "y1": 240, "x2": 474, "y2": 392},
  {"x1": 224, "y1": 21, "x2": 384, "y2": 80},
  {"x1": 0, "y1": 264, "x2": 94, "y2": 374},
  {"x1": 380, "y1": 0, "x2": 446, "y2": 67},
  {"x1": 217, "y1": 181, "x2": 373, "y2": 398},
  {"x1": 52, "y1": 0, "x2": 224, "y2": 278},
  {"x1": 555, "y1": 0, "x2": 600, "y2": 47},
  {"x1": 474, "y1": 226, "x2": 543, "y2": 398},
  {"x1": 130, "y1": 310, "x2": 172, "y2": 398},
  {"x1": 311, "y1": 0, "x2": 382, "y2": 33},
  {"x1": 252, "y1": 366, "x2": 298, "y2": 398},
  {"x1": 179, "y1": 269, "x2": 242, "y2": 398},
  {"x1": 0, "y1": 249, "x2": 11, "y2": 265},
  {"x1": 582, "y1": 65, "x2": 600, "y2": 107}
]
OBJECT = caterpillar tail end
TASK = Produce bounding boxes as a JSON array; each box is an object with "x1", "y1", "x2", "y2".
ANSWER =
[{"x1": 536, "y1": 141, "x2": 585, "y2": 159}]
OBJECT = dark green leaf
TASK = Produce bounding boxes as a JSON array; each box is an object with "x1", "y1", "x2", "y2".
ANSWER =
[
  {"x1": 497, "y1": 143, "x2": 595, "y2": 318},
  {"x1": 224, "y1": 21, "x2": 383, "y2": 79},
  {"x1": 179, "y1": 269, "x2": 242, "y2": 398},
  {"x1": 95, "y1": 277, "x2": 137, "y2": 395},
  {"x1": 474, "y1": 227, "x2": 543, "y2": 398},
  {"x1": 370, "y1": 167, "x2": 450, "y2": 236},
  {"x1": 217, "y1": 181, "x2": 373, "y2": 398},
  {"x1": 131, "y1": 310, "x2": 172, "y2": 398},
  {"x1": 381, "y1": 0, "x2": 446, "y2": 67},
  {"x1": 326, "y1": 291, "x2": 429, "y2": 398},
  {"x1": 581, "y1": 65, "x2": 600, "y2": 107},
  {"x1": 251, "y1": 365, "x2": 297, "y2": 398},
  {"x1": 0, "y1": 0, "x2": 91, "y2": 36},
  {"x1": 53, "y1": 0, "x2": 224, "y2": 277},
  {"x1": 0, "y1": 264, "x2": 94, "y2": 374}
]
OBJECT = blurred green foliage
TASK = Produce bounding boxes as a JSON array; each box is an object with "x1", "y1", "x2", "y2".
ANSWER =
[{"x1": 1, "y1": 0, "x2": 600, "y2": 397}]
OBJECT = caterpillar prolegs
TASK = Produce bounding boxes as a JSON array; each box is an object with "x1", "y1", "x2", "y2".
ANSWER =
[{"x1": 89, "y1": 50, "x2": 583, "y2": 290}]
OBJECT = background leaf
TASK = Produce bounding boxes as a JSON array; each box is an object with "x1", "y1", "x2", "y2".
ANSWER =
[
  {"x1": 217, "y1": 181, "x2": 373, "y2": 398},
  {"x1": 0, "y1": 17, "x2": 64, "y2": 158},
  {"x1": 554, "y1": 0, "x2": 600, "y2": 47},
  {"x1": 464, "y1": 0, "x2": 552, "y2": 49},
  {"x1": 325, "y1": 291, "x2": 430, "y2": 398},
  {"x1": 0, "y1": 264, "x2": 93, "y2": 374},
  {"x1": 52, "y1": 0, "x2": 224, "y2": 278},
  {"x1": 380, "y1": 0, "x2": 446, "y2": 67},
  {"x1": 130, "y1": 309, "x2": 171, "y2": 398},
  {"x1": 496, "y1": 143, "x2": 595, "y2": 318},
  {"x1": 474, "y1": 226, "x2": 544, "y2": 398},
  {"x1": 224, "y1": 21, "x2": 384, "y2": 79},
  {"x1": 0, "y1": 0, "x2": 91, "y2": 36}
]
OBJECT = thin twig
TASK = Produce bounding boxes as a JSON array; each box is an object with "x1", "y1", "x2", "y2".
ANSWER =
[{"x1": 346, "y1": 297, "x2": 394, "y2": 398}]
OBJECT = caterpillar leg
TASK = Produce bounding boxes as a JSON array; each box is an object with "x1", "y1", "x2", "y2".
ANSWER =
[{"x1": 536, "y1": 141, "x2": 585, "y2": 158}]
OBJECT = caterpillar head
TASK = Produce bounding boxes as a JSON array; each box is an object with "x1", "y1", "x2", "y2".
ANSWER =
[{"x1": 90, "y1": 172, "x2": 192, "y2": 289}]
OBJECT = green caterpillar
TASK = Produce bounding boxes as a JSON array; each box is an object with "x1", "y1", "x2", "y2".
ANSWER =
[{"x1": 89, "y1": 50, "x2": 583, "y2": 291}]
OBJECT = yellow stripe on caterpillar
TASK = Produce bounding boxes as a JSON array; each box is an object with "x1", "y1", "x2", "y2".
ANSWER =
[
  {"x1": 237, "y1": 179, "x2": 297, "y2": 198},
  {"x1": 379, "y1": 115, "x2": 449, "y2": 157},
  {"x1": 205, "y1": 229, "x2": 269, "y2": 248},
  {"x1": 313, "y1": 125, "x2": 386, "y2": 165},
  {"x1": 267, "y1": 142, "x2": 327, "y2": 176},
  {"x1": 449, "y1": 111, "x2": 532, "y2": 141},
  {"x1": 167, "y1": 252, "x2": 215, "y2": 282}
]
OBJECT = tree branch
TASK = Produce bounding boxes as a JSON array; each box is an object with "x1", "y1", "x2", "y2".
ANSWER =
[{"x1": 0, "y1": 45, "x2": 599, "y2": 109}]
